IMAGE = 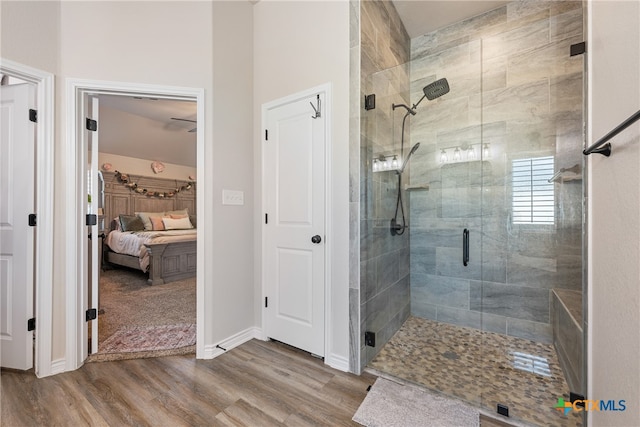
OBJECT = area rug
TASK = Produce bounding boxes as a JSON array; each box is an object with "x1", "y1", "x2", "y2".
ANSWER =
[
  {"x1": 100, "y1": 323, "x2": 196, "y2": 354},
  {"x1": 353, "y1": 377, "x2": 479, "y2": 427},
  {"x1": 87, "y1": 268, "x2": 197, "y2": 362}
]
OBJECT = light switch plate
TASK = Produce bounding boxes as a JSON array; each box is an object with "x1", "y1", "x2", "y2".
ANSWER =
[{"x1": 222, "y1": 189, "x2": 244, "y2": 205}]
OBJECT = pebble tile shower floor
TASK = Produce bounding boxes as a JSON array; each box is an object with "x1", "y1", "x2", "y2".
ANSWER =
[{"x1": 368, "y1": 316, "x2": 583, "y2": 427}]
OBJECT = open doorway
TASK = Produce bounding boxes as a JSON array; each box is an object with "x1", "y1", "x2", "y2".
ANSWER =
[
  {"x1": 65, "y1": 79, "x2": 205, "y2": 367},
  {"x1": 89, "y1": 94, "x2": 198, "y2": 361}
]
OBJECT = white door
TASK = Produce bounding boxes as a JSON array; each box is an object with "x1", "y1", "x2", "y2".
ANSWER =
[
  {"x1": 263, "y1": 90, "x2": 326, "y2": 357},
  {"x1": 0, "y1": 83, "x2": 36, "y2": 370}
]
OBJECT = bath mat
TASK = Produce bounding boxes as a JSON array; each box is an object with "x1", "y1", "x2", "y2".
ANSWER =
[
  {"x1": 99, "y1": 323, "x2": 196, "y2": 354},
  {"x1": 353, "y1": 377, "x2": 479, "y2": 427}
]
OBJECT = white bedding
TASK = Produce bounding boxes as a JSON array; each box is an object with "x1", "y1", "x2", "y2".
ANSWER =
[{"x1": 105, "y1": 229, "x2": 197, "y2": 271}]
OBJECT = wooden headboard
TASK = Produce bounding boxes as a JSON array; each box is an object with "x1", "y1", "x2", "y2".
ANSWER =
[{"x1": 102, "y1": 171, "x2": 196, "y2": 225}]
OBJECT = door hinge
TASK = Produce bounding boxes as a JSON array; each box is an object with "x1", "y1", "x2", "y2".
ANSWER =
[
  {"x1": 570, "y1": 41, "x2": 586, "y2": 57},
  {"x1": 86, "y1": 118, "x2": 98, "y2": 132},
  {"x1": 86, "y1": 308, "x2": 97, "y2": 322},
  {"x1": 27, "y1": 318, "x2": 36, "y2": 331},
  {"x1": 28, "y1": 214, "x2": 37, "y2": 227},
  {"x1": 265, "y1": 213, "x2": 268, "y2": 224},
  {"x1": 365, "y1": 331, "x2": 376, "y2": 347},
  {"x1": 570, "y1": 392, "x2": 586, "y2": 407},
  {"x1": 86, "y1": 214, "x2": 97, "y2": 226},
  {"x1": 29, "y1": 109, "x2": 37, "y2": 123},
  {"x1": 265, "y1": 129, "x2": 268, "y2": 141},
  {"x1": 364, "y1": 94, "x2": 376, "y2": 110},
  {"x1": 265, "y1": 297, "x2": 268, "y2": 308}
]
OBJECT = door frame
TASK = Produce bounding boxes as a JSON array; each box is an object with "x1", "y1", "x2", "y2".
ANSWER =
[
  {"x1": 0, "y1": 58, "x2": 55, "y2": 377},
  {"x1": 260, "y1": 83, "x2": 333, "y2": 359},
  {"x1": 65, "y1": 79, "x2": 205, "y2": 370}
]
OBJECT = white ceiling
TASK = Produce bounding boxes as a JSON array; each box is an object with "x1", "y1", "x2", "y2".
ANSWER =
[
  {"x1": 392, "y1": 0, "x2": 509, "y2": 38},
  {"x1": 98, "y1": 95, "x2": 197, "y2": 168}
]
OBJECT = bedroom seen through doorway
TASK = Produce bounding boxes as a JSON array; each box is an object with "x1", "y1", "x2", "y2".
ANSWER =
[{"x1": 84, "y1": 91, "x2": 199, "y2": 361}]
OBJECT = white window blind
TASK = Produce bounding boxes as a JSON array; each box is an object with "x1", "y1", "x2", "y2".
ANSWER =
[{"x1": 512, "y1": 156, "x2": 554, "y2": 225}]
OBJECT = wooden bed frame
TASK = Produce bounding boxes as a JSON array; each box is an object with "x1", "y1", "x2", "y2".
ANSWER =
[{"x1": 102, "y1": 171, "x2": 197, "y2": 285}]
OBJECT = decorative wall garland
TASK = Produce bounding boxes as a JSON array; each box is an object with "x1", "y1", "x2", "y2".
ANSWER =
[{"x1": 114, "y1": 170, "x2": 194, "y2": 198}]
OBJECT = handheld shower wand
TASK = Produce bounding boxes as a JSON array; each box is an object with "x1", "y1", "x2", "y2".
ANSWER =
[
  {"x1": 390, "y1": 78, "x2": 450, "y2": 236},
  {"x1": 397, "y1": 143, "x2": 420, "y2": 174}
]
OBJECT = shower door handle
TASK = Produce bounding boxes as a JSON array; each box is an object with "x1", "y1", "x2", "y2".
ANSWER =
[{"x1": 463, "y1": 229, "x2": 469, "y2": 266}]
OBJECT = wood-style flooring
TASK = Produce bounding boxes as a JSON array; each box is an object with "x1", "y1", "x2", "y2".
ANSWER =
[{"x1": 1, "y1": 339, "x2": 376, "y2": 426}]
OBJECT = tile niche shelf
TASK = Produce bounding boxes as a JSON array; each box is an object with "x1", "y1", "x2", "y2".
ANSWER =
[{"x1": 405, "y1": 184, "x2": 430, "y2": 192}]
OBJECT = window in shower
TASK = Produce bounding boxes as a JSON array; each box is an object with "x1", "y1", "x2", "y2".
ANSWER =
[{"x1": 512, "y1": 156, "x2": 555, "y2": 225}]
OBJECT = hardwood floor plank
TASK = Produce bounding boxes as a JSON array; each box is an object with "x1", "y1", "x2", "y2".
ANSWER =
[
  {"x1": 1, "y1": 340, "x2": 372, "y2": 427},
  {"x1": 219, "y1": 398, "x2": 286, "y2": 427}
]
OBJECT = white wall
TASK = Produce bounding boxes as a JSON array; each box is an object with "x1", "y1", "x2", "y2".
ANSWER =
[
  {"x1": 211, "y1": 1, "x2": 255, "y2": 343},
  {"x1": 588, "y1": 1, "x2": 640, "y2": 425},
  {"x1": 0, "y1": 1, "x2": 60, "y2": 74},
  {"x1": 253, "y1": 0, "x2": 351, "y2": 367}
]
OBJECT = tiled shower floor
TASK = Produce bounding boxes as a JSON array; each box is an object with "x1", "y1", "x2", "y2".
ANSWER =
[{"x1": 368, "y1": 316, "x2": 583, "y2": 427}]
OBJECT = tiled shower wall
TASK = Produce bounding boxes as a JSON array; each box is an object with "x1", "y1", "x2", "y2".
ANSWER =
[
  {"x1": 408, "y1": 1, "x2": 584, "y2": 343},
  {"x1": 355, "y1": 0, "x2": 411, "y2": 371}
]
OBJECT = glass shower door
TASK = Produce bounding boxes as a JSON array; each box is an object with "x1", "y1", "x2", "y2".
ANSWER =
[{"x1": 478, "y1": 3, "x2": 586, "y2": 424}]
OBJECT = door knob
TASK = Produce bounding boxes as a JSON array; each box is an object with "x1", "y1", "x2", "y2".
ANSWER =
[{"x1": 311, "y1": 235, "x2": 322, "y2": 244}]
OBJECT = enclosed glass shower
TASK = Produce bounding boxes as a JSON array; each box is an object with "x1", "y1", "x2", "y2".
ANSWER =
[{"x1": 355, "y1": 1, "x2": 585, "y2": 426}]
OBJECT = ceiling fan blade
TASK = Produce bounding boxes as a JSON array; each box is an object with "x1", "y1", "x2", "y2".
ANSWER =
[{"x1": 170, "y1": 117, "x2": 197, "y2": 123}]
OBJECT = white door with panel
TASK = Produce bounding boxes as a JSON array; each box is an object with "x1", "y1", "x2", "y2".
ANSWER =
[
  {"x1": 263, "y1": 90, "x2": 326, "y2": 357},
  {"x1": 0, "y1": 83, "x2": 36, "y2": 370}
]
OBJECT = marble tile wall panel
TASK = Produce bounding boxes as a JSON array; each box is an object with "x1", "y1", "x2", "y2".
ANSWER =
[
  {"x1": 470, "y1": 280, "x2": 551, "y2": 323},
  {"x1": 349, "y1": 288, "x2": 360, "y2": 373},
  {"x1": 349, "y1": 202, "x2": 359, "y2": 289},
  {"x1": 412, "y1": 275, "x2": 470, "y2": 310},
  {"x1": 349, "y1": 3, "x2": 361, "y2": 372},
  {"x1": 411, "y1": 299, "x2": 438, "y2": 320},
  {"x1": 349, "y1": 0, "x2": 360, "y2": 49},
  {"x1": 507, "y1": 317, "x2": 552, "y2": 343},
  {"x1": 481, "y1": 18, "x2": 549, "y2": 60},
  {"x1": 552, "y1": 289, "x2": 583, "y2": 392},
  {"x1": 437, "y1": 305, "x2": 483, "y2": 330},
  {"x1": 480, "y1": 312, "x2": 508, "y2": 335}
]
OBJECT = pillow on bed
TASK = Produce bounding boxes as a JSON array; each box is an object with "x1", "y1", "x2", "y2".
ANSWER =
[
  {"x1": 150, "y1": 216, "x2": 168, "y2": 231},
  {"x1": 135, "y1": 211, "x2": 164, "y2": 231},
  {"x1": 119, "y1": 214, "x2": 145, "y2": 232},
  {"x1": 162, "y1": 216, "x2": 193, "y2": 230},
  {"x1": 189, "y1": 214, "x2": 197, "y2": 228},
  {"x1": 166, "y1": 208, "x2": 189, "y2": 217},
  {"x1": 169, "y1": 213, "x2": 188, "y2": 219}
]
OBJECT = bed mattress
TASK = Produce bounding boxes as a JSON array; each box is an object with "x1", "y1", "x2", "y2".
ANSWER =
[{"x1": 105, "y1": 229, "x2": 197, "y2": 271}]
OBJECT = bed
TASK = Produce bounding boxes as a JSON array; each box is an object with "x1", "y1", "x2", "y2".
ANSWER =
[
  {"x1": 105, "y1": 226, "x2": 197, "y2": 286},
  {"x1": 102, "y1": 171, "x2": 197, "y2": 285}
]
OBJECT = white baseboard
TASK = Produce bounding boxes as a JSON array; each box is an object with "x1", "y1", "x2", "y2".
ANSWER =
[
  {"x1": 325, "y1": 352, "x2": 350, "y2": 372},
  {"x1": 200, "y1": 326, "x2": 262, "y2": 359}
]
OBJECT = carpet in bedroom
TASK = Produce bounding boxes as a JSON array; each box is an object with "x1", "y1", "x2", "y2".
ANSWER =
[{"x1": 88, "y1": 267, "x2": 196, "y2": 362}]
